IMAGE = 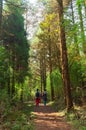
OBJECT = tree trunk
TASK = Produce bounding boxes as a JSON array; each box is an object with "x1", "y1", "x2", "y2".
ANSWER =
[
  {"x1": 78, "y1": 3, "x2": 86, "y2": 54},
  {"x1": 11, "y1": 51, "x2": 15, "y2": 100},
  {"x1": 20, "y1": 85, "x2": 23, "y2": 102},
  {"x1": 43, "y1": 50, "x2": 46, "y2": 90},
  {"x1": 40, "y1": 58, "x2": 43, "y2": 94},
  {"x1": 7, "y1": 76, "x2": 11, "y2": 97},
  {"x1": 11, "y1": 68, "x2": 15, "y2": 98},
  {"x1": 40, "y1": 48, "x2": 46, "y2": 92},
  {"x1": 57, "y1": 0, "x2": 73, "y2": 112},
  {"x1": 83, "y1": 0, "x2": 86, "y2": 18},
  {"x1": 71, "y1": 0, "x2": 79, "y2": 54},
  {"x1": 0, "y1": 0, "x2": 3, "y2": 39},
  {"x1": 47, "y1": 26, "x2": 55, "y2": 101},
  {"x1": 48, "y1": 38, "x2": 54, "y2": 101}
]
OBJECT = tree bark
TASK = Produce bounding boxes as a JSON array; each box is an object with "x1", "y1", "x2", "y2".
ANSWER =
[
  {"x1": 78, "y1": 3, "x2": 86, "y2": 54},
  {"x1": 57, "y1": 0, "x2": 73, "y2": 112}
]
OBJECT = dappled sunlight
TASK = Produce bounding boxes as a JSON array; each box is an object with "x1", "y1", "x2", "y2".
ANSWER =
[{"x1": 33, "y1": 103, "x2": 71, "y2": 130}]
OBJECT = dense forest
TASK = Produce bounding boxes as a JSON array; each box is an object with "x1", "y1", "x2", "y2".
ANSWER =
[{"x1": 0, "y1": 0, "x2": 86, "y2": 129}]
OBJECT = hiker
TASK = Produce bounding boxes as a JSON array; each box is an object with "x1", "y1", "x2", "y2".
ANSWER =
[
  {"x1": 43, "y1": 89, "x2": 47, "y2": 106},
  {"x1": 35, "y1": 89, "x2": 40, "y2": 106}
]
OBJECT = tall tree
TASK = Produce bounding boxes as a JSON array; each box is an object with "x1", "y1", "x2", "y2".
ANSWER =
[
  {"x1": 57, "y1": 0, "x2": 73, "y2": 111},
  {"x1": 40, "y1": 45, "x2": 47, "y2": 92},
  {"x1": 2, "y1": 0, "x2": 29, "y2": 100}
]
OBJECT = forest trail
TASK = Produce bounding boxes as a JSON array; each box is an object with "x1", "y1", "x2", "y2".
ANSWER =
[{"x1": 33, "y1": 103, "x2": 72, "y2": 130}]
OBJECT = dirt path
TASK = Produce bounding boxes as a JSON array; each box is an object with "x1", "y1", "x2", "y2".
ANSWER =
[{"x1": 33, "y1": 103, "x2": 72, "y2": 130}]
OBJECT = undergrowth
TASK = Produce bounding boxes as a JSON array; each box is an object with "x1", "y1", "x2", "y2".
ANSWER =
[
  {"x1": 0, "y1": 101, "x2": 34, "y2": 130},
  {"x1": 65, "y1": 105, "x2": 86, "y2": 130},
  {"x1": 52, "y1": 99, "x2": 86, "y2": 130}
]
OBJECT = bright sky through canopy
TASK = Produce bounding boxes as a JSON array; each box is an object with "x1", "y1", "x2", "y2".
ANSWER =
[
  {"x1": 26, "y1": 0, "x2": 44, "y2": 40},
  {"x1": 29, "y1": 0, "x2": 37, "y2": 4}
]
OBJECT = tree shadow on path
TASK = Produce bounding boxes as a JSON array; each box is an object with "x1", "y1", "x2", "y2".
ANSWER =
[{"x1": 33, "y1": 103, "x2": 72, "y2": 130}]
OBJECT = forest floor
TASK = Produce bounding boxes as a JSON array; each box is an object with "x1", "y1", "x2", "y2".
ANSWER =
[
  {"x1": 33, "y1": 103, "x2": 72, "y2": 130},
  {"x1": 0, "y1": 101, "x2": 85, "y2": 130}
]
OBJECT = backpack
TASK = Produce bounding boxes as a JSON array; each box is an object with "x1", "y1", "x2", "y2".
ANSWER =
[
  {"x1": 36, "y1": 92, "x2": 39, "y2": 98},
  {"x1": 43, "y1": 92, "x2": 47, "y2": 100}
]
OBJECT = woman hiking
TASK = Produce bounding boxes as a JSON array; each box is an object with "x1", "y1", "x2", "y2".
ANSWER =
[{"x1": 35, "y1": 89, "x2": 40, "y2": 106}]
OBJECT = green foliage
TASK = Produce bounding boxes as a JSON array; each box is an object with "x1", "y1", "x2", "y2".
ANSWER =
[
  {"x1": 11, "y1": 123, "x2": 21, "y2": 130},
  {"x1": 46, "y1": 75, "x2": 51, "y2": 98},
  {"x1": 71, "y1": 118, "x2": 86, "y2": 130},
  {"x1": 66, "y1": 105, "x2": 86, "y2": 130},
  {"x1": 52, "y1": 69, "x2": 62, "y2": 87},
  {"x1": 38, "y1": 13, "x2": 58, "y2": 43},
  {"x1": 46, "y1": 69, "x2": 63, "y2": 100},
  {"x1": 51, "y1": 69, "x2": 63, "y2": 96},
  {"x1": 1, "y1": 0, "x2": 30, "y2": 101},
  {"x1": 76, "y1": 0, "x2": 84, "y2": 5},
  {"x1": 0, "y1": 89, "x2": 11, "y2": 124},
  {"x1": 2, "y1": 9, "x2": 29, "y2": 81},
  {"x1": 1, "y1": 102, "x2": 34, "y2": 130},
  {"x1": 80, "y1": 56, "x2": 86, "y2": 82},
  {"x1": 68, "y1": 53, "x2": 86, "y2": 104},
  {"x1": 0, "y1": 46, "x2": 9, "y2": 88}
]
